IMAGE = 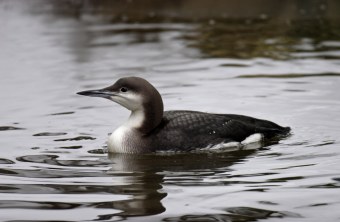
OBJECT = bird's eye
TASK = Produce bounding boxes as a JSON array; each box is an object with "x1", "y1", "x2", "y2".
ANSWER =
[{"x1": 120, "y1": 87, "x2": 128, "y2": 93}]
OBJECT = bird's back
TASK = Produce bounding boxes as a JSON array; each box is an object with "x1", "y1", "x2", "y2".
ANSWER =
[{"x1": 148, "y1": 110, "x2": 290, "y2": 151}]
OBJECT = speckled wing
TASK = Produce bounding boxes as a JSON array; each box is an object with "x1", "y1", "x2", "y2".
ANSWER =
[{"x1": 150, "y1": 110, "x2": 290, "y2": 151}]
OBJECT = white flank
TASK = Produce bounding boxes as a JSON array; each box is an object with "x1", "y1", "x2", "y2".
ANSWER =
[
  {"x1": 199, "y1": 133, "x2": 264, "y2": 152},
  {"x1": 210, "y1": 142, "x2": 241, "y2": 150},
  {"x1": 241, "y1": 133, "x2": 263, "y2": 144}
]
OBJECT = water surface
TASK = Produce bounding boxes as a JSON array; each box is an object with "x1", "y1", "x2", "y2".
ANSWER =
[{"x1": 0, "y1": 1, "x2": 340, "y2": 221}]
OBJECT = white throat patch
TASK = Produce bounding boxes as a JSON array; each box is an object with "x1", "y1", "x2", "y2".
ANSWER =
[{"x1": 126, "y1": 109, "x2": 145, "y2": 129}]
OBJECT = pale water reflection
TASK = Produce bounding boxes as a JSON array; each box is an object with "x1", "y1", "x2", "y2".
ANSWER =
[{"x1": 1, "y1": 1, "x2": 340, "y2": 221}]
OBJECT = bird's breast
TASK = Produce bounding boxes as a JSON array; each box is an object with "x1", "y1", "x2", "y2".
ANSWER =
[
  {"x1": 108, "y1": 126, "x2": 130, "y2": 153},
  {"x1": 108, "y1": 126, "x2": 149, "y2": 153}
]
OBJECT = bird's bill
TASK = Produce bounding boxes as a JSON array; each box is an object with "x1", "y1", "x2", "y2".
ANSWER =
[{"x1": 77, "y1": 89, "x2": 116, "y2": 99}]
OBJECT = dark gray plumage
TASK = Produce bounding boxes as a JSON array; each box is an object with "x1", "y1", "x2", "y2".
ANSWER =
[{"x1": 149, "y1": 110, "x2": 290, "y2": 151}]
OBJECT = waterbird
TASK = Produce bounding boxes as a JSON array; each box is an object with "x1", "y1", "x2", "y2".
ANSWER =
[{"x1": 77, "y1": 77, "x2": 290, "y2": 153}]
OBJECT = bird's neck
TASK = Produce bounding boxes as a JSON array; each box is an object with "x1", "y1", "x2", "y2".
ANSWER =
[
  {"x1": 126, "y1": 106, "x2": 163, "y2": 135},
  {"x1": 125, "y1": 88, "x2": 164, "y2": 135},
  {"x1": 126, "y1": 109, "x2": 145, "y2": 129}
]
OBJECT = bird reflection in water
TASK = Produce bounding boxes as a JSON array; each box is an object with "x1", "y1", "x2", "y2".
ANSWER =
[{"x1": 101, "y1": 148, "x2": 258, "y2": 220}]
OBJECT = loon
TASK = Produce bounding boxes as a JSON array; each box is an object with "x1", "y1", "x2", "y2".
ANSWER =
[{"x1": 77, "y1": 77, "x2": 290, "y2": 153}]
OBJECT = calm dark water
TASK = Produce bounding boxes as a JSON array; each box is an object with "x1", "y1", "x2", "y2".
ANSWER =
[{"x1": 1, "y1": 1, "x2": 340, "y2": 221}]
